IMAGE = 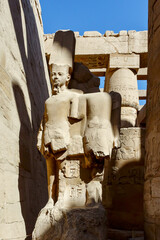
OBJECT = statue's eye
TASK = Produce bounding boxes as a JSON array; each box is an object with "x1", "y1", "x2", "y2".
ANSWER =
[
  {"x1": 52, "y1": 72, "x2": 56, "y2": 76},
  {"x1": 58, "y1": 72, "x2": 63, "y2": 76}
]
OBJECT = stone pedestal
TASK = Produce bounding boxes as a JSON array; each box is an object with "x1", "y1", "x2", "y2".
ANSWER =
[{"x1": 32, "y1": 204, "x2": 107, "y2": 240}]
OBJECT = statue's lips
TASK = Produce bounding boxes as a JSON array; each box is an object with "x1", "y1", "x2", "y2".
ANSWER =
[{"x1": 53, "y1": 81, "x2": 60, "y2": 86}]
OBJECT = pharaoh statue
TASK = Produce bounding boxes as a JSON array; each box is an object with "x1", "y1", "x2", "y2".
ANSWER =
[{"x1": 33, "y1": 30, "x2": 121, "y2": 240}]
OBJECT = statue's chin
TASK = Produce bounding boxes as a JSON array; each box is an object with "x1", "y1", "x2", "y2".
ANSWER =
[{"x1": 53, "y1": 86, "x2": 59, "y2": 94}]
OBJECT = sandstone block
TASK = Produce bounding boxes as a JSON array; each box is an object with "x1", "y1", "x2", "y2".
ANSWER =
[
  {"x1": 74, "y1": 31, "x2": 80, "y2": 37},
  {"x1": 108, "y1": 229, "x2": 144, "y2": 240},
  {"x1": 0, "y1": 168, "x2": 5, "y2": 208},
  {"x1": 4, "y1": 172, "x2": 20, "y2": 204},
  {"x1": 104, "y1": 30, "x2": 114, "y2": 37},
  {"x1": 5, "y1": 202, "x2": 24, "y2": 223},
  {"x1": 119, "y1": 30, "x2": 127, "y2": 36},
  {"x1": 109, "y1": 53, "x2": 140, "y2": 70},
  {"x1": 83, "y1": 31, "x2": 102, "y2": 37},
  {"x1": 144, "y1": 180, "x2": 151, "y2": 201},
  {"x1": 128, "y1": 31, "x2": 148, "y2": 53},
  {"x1": 104, "y1": 35, "x2": 129, "y2": 54},
  {"x1": 137, "y1": 67, "x2": 148, "y2": 80},
  {"x1": 151, "y1": 177, "x2": 160, "y2": 198},
  {"x1": 0, "y1": 0, "x2": 51, "y2": 239},
  {"x1": 144, "y1": 222, "x2": 156, "y2": 240},
  {"x1": 0, "y1": 222, "x2": 26, "y2": 239},
  {"x1": 121, "y1": 107, "x2": 137, "y2": 127}
]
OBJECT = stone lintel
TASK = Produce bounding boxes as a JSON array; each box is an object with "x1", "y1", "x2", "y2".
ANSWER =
[
  {"x1": 90, "y1": 68, "x2": 106, "y2": 76},
  {"x1": 44, "y1": 31, "x2": 148, "y2": 56},
  {"x1": 44, "y1": 31, "x2": 148, "y2": 70},
  {"x1": 108, "y1": 53, "x2": 140, "y2": 71},
  {"x1": 74, "y1": 54, "x2": 109, "y2": 70}
]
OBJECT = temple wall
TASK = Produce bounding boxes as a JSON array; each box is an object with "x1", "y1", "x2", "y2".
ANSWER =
[
  {"x1": 0, "y1": 0, "x2": 51, "y2": 239},
  {"x1": 144, "y1": 0, "x2": 160, "y2": 239},
  {"x1": 103, "y1": 127, "x2": 145, "y2": 231}
]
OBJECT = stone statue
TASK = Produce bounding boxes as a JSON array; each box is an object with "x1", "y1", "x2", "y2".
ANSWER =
[
  {"x1": 33, "y1": 30, "x2": 121, "y2": 240},
  {"x1": 37, "y1": 62, "x2": 120, "y2": 207}
]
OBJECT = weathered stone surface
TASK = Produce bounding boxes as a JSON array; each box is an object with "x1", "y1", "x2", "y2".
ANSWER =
[
  {"x1": 49, "y1": 30, "x2": 75, "y2": 71},
  {"x1": 44, "y1": 31, "x2": 148, "y2": 70},
  {"x1": 83, "y1": 31, "x2": 102, "y2": 37},
  {"x1": 105, "y1": 68, "x2": 139, "y2": 128},
  {"x1": 108, "y1": 228, "x2": 144, "y2": 240},
  {"x1": 138, "y1": 90, "x2": 147, "y2": 100},
  {"x1": 109, "y1": 53, "x2": 140, "y2": 70},
  {"x1": 104, "y1": 30, "x2": 114, "y2": 37},
  {"x1": 144, "y1": 2, "x2": 160, "y2": 238},
  {"x1": 32, "y1": 204, "x2": 107, "y2": 240},
  {"x1": 74, "y1": 31, "x2": 80, "y2": 37},
  {"x1": 103, "y1": 127, "x2": 145, "y2": 230},
  {"x1": 0, "y1": 0, "x2": 50, "y2": 239},
  {"x1": 151, "y1": 177, "x2": 160, "y2": 198},
  {"x1": 0, "y1": 222, "x2": 26, "y2": 240},
  {"x1": 105, "y1": 68, "x2": 139, "y2": 108},
  {"x1": 121, "y1": 107, "x2": 137, "y2": 127},
  {"x1": 137, "y1": 67, "x2": 147, "y2": 80},
  {"x1": 119, "y1": 30, "x2": 128, "y2": 36},
  {"x1": 75, "y1": 35, "x2": 129, "y2": 55},
  {"x1": 128, "y1": 31, "x2": 148, "y2": 53},
  {"x1": 5, "y1": 202, "x2": 24, "y2": 223}
]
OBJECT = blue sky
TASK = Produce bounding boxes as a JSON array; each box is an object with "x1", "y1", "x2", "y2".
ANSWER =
[
  {"x1": 40, "y1": 0, "x2": 148, "y2": 35},
  {"x1": 40, "y1": 0, "x2": 148, "y2": 105}
]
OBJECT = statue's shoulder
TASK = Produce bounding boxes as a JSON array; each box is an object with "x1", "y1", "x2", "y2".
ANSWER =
[
  {"x1": 85, "y1": 91, "x2": 111, "y2": 101},
  {"x1": 68, "y1": 89, "x2": 83, "y2": 95},
  {"x1": 45, "y1": 95, "x2": 56, "y2": 105}
]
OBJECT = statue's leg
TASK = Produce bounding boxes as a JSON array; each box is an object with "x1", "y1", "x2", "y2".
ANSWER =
[{"x1": 45, "y1": 153, "x2": 57, "y2": 203}]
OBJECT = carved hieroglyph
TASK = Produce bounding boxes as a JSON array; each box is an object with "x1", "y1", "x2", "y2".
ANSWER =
[{"x1": 33, "y1": 30, "x2": 121, "y2": 240}]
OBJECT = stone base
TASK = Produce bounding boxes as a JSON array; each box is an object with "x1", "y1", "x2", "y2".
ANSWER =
[
  {"x1": 32, "y1": 203, "x2": 107, "y2": 240},
  {"x1": 108, "y1": 228, "x2": 144, "y2": 240}
]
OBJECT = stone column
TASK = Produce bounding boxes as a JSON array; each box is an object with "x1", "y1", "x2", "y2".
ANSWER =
[
  {"x1": 144, "y1": 0, "x2": 160, "y2": 239},
  {"x1": 104, "y1": 53, "x2": 139, "y2": 127},
  {"x1": 103, "y1": 53, "x2": 145, "y2": 234}
]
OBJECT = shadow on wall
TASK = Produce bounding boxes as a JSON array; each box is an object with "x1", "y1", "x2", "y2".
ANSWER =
[
  {"x1": 102, "y1": 127, "x2": 145, "y2": 232},
  {"x1": 8, "y1": 0, "x2": 49, "y2": 238}
]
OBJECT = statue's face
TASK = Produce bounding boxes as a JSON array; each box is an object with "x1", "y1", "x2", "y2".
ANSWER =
[{"x1": 51, "y1": 65, "x2": 70, "y2": 88}]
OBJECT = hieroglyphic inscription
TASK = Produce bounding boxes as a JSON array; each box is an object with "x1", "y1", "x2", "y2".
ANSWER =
[{"x1": 107, "y1": 166, "x2": 144, "y2": 185}]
